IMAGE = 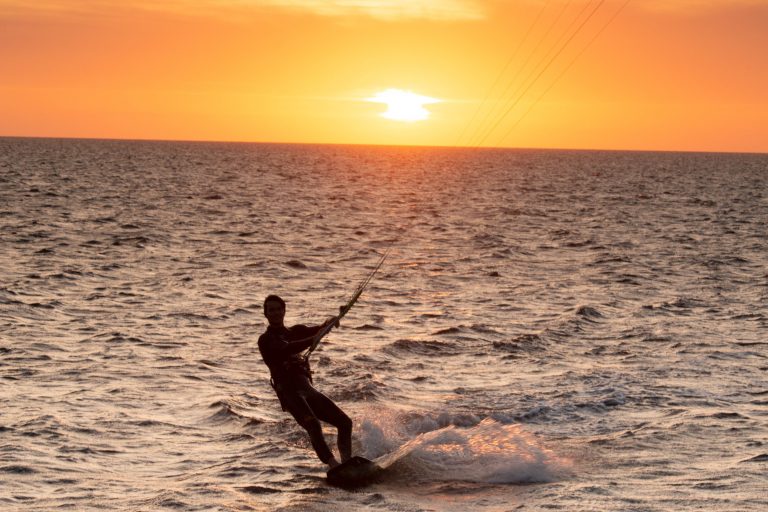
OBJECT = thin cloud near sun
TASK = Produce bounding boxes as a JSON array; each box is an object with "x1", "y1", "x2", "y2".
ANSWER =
[
  {"x1": 0, "y1": 0, "x2": 486, "y2": 21},
  {"x1": 261, "y1": 0, "x2": 485, "y2": 20},
  {"x1": 2, "y1": 1, "x2": 763, "y2": 21}
]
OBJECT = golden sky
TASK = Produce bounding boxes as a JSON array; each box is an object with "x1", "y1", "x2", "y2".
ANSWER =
[{"x1": 1, "y1": 0, "x2": 767, "y2": 152}]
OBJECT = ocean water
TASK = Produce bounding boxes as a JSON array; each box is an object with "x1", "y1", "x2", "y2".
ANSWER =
[{"x1": 1, "y1": 137, "x2": 766, "y2": 511}]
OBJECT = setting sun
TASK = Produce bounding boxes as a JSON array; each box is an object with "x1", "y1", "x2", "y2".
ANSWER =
[{"x1": 367, "y1": 89, "x2": 441, "y2": 122}]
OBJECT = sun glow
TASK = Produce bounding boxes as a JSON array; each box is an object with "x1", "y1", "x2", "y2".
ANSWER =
[{"x1": 367, "y1": 89, "x2": 441, "y2": 122}]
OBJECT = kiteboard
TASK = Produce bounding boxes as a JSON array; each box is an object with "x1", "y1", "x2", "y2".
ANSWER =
[
  {"x1": 326, "y1": 440, "x2": 419, "y2": 488},
  {"x1": 326, "y1": 456, "x2": 383, "y2": 488}
]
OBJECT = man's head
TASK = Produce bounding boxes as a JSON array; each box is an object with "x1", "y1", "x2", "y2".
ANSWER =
[{"x1": 263, "y1": 294, "x2": 286, "y2": 327}]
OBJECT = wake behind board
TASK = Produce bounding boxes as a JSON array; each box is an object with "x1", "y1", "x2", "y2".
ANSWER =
[{"x1": 326, "y1": 456, "x2": 383, "y2": 488}]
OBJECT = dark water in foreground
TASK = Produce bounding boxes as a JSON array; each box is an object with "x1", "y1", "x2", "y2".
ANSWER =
[{"x1": 1, "y1": 138, "x2": 767, "y2": 511}]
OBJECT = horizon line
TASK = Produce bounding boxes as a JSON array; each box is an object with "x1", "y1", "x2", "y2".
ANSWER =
[{"x1": 1, "y1": 133, "x2": 766, "y2": 156}]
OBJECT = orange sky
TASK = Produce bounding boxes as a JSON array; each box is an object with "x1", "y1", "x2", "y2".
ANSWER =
[{"x1": 1, "y1": 1, "x2": 767, "y2": 153}]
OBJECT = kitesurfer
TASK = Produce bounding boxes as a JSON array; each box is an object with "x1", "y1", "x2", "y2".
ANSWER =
[{"x1": 258, "y1": 294, "x2": 352, "y2": 468}]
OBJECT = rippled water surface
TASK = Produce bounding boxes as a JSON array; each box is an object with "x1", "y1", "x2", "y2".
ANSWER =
[{"x1": 1, "y1": 138, "x2": 767, "y2": 511}]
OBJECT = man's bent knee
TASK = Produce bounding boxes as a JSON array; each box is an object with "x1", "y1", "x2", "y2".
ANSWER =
[
  {"x1": 338, "y1": 414, "x2": 352, "y2": 433},
  {"x1": 298, "y1": 414, "x2": 321, "y2": 433}
]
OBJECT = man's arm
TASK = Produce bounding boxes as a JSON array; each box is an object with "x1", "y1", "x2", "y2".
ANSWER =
[
  {"x1": 260, "y1": 319, "x2": 339, "y2": 361},
  {"x1": 292, "y1": 318, "x2": 339, "y2": 350},
  {"x1": 281, "y1": 332, "x2": 314, "y2": 355},
  {"x1": 274, "y1": 321, "x2": 333, "y2": 355},
  {"x1": 259, "y1": 331, "x2": 313, "y2": 364}
]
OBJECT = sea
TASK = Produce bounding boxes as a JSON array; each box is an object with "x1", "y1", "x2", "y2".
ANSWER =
[{"x1": 1, "y1": 137, "x2": 766, "y2": 511}]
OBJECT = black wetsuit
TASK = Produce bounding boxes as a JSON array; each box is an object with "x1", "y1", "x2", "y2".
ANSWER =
[{"x1": 258, "y1": 323, "x2": 352, "y2": 464}]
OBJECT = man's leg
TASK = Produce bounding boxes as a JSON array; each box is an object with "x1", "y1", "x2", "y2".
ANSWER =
[
  {"x1": 283, "y1": 392, "x2": 336, "y2": 464},
  {"x1": 296, "y1": 413, "x2": 338, "y2": 465},
  {"x1": 305, "y1": 390, "x2": 353, "y2": 462}
]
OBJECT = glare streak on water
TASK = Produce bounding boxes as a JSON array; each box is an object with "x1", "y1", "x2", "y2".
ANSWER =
[{"x1": 0, "y1": 138, "x2": 767, "y2": 511}]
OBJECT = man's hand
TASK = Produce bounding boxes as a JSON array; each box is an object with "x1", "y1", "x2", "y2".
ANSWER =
[{"x1": 323, "y1": 315, "x2": 340, "y2": 329}]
